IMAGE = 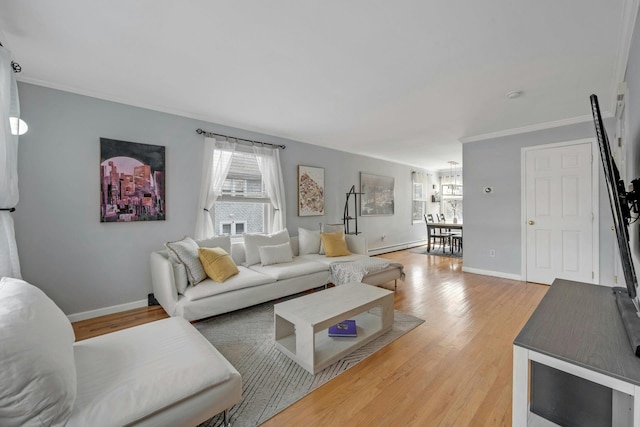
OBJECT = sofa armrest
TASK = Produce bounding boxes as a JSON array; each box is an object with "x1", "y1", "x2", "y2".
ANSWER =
[
  {"x1": 150, "y1": 251, "x2": 179, "y2": 316},
  {"x1": 345, "y1": 234, "x2": 367, "y2": 255}
]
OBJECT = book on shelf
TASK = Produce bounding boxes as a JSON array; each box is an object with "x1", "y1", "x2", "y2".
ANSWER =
[{"x1": 328, "y1": 319, "x2": 357, "y2": 337}]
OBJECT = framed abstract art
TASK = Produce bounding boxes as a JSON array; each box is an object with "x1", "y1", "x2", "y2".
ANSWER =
[
  {"x1": 360, "y1": 172, "x2": 394, "y2": 216},
  {"x1": 298, "y1": 165, "x2": 325, "y2": 216}
]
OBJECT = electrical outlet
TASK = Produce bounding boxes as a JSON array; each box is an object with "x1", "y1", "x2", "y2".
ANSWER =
[{"x1": 489, "y1": 249, "x2": 496, "y2": 257}]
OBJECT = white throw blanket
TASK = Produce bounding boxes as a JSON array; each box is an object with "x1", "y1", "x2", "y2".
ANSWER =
[{"x1": 329, "y1": 258, "x2": 405, "y2": 286}]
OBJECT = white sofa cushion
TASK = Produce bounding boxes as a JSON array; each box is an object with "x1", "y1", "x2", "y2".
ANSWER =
[
  {"x1": 259, "y1": 242, "x2": 293, "y2": 266},
  {"x1": 0, "y1": 277, "x2": 77, "y2": 427},
  {"x1": 166, "y1": 237, "x2": 208, "y2": 285},
  {"x1": 197, "y1": 235, "x2": 232, "y2": 254},
  {"x1": 249, "y1": 256, "x2": 329, "y2": 280},
  {"x1": 298, "y1": 227, "x2": 321, "y2": 255},
  {"x1": 243, "y1": 229, "x2": 290, "y2": 266},
  {"x1": 68, "y1": 317, "x2": 233, "y2": 426},
  {"x1": 183, "y1": 266, "x2": 276, "y2": 301},
  {"x1": 300, "y1": 253, "x2": 370, "y2": 266}
]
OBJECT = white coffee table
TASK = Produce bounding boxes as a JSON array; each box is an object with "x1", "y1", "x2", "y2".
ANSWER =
[{"x1": 274, "y1": 282, "x2": 394, "y2": 375}]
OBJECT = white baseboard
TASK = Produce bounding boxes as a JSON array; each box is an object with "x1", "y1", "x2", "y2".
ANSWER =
[
  {"x1": 462, "y1": 266, "x2": 522, "y2": 281},
  {"x1": 67, "y1": 299, "x2": 148, "y2": 322},
  {"x1": 368, "y1": 240, "x2": 426, "y2": 256}
]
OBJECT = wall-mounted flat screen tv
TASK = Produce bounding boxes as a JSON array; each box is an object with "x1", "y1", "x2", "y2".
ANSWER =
[
  {"x1": 591, "y1": 94, "x2": 640, "y2": 355},
  {"x1": 591, "y1": 94, "x2": 639, "y2": 306}
]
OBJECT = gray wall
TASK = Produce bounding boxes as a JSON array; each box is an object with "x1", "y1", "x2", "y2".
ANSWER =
[
  {"x1": 623, "y1": 5, "x2": 640, "y2": 281},
  {"x1": 462, "y1": 120, "x2": 615, "y2": 281},
  {"x1": 16, "y1": 83, "x2": 432, "y2": 315},
  {"x1": 462, "y1": 5, "x2": 640, "y2": 287}
]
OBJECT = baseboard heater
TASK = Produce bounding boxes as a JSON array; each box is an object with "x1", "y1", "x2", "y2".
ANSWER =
[{"x1": 367, "y1": 240, "x2": 426, "y2": 256}]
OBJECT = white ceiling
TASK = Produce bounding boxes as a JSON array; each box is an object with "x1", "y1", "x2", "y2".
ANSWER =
[{"x1": 1, "y1": 1, "x2": 636, "y2": 170}]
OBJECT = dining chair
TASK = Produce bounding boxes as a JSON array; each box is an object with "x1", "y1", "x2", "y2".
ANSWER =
[
  {"x1": 451, "y1": 234, "x2": 463, "y2": 253},
  {"x1": 424, "y1": 214, "x2": 451, "y2": 251},
  {"x1": 439, "y1": 213, "x2": 462, "y2": 253}
]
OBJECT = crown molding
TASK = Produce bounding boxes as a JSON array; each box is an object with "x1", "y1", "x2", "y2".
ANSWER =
[{"x1": 459, "y1": 112, "x2": 613, "y2": 144}]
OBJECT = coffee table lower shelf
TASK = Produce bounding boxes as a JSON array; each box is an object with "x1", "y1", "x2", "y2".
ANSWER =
[
  {"x1": 276, "y1": 311, "x2": 390, "y2": 374},
  {"x1": 274, "y1": 283, "x2": 394, "y2": 375}
]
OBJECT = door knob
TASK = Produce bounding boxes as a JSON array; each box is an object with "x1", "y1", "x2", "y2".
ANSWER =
[{"x1": 528, "y1": 220, "x2": 535, "y2": 225}]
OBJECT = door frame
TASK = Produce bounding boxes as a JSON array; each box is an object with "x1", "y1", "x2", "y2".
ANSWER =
[{"x1": 520, "y1": 138, "x2": 600, "y2": 284}]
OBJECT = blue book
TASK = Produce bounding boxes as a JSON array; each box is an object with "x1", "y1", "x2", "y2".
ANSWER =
[{"x1": 328, "y1": 320, "x2": 357, "y2": 337}]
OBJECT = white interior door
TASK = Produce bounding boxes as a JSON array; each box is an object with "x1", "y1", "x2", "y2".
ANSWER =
[{"x1": 524, "y1": 142, "x2": 594, "y2": 285}]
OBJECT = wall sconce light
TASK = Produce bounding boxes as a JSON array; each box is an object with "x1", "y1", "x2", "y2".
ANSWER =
[{"x1": 9, "y1": 117, "x2": 28, "y2": 135}]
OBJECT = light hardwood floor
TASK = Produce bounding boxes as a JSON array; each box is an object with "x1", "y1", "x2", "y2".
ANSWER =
[{"x1": 72, "y1": 247, "x2": 548, "y2": 426}]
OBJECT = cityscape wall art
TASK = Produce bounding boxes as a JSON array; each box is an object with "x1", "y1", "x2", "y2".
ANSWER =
[{"x1": 100, "y1": 138, "x2": 166, "y2": 222}]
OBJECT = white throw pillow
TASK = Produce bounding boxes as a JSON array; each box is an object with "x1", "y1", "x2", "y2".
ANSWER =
[
  {"x1": 243, "y1": 229, "x2": 290, "y2": 266},
  {"x1": 298, "y1": 227, "x2": 321, "y2": 255},
  {"x1": 259, "y1": 242, "x2": 294, "y2": 266},
  {"x1": 319, "y1": 224, "x2": 345, "y2": 255},
  {"x1": 0, "y1": 277, "x2": 77, "y2": 426},
  {"x1": 165, "y1": 237, "x2": 207, "y2": 285},
  {"x1": 196, "y1": 235, "x2": 231, "y2": 254}
]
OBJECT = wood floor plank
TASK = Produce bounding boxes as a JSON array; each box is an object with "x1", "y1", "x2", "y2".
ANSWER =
[
  {"x1": 71, "y1": 247, "x2": 548, "y2": 426},
  {"x1": 72, "y1": 305, "x2": 168, "y2": 341}
]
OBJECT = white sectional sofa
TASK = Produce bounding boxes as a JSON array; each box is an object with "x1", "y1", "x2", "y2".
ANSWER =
[
  {"x1": 0, "y1": 277, "x2": 241, "y2": 427},
  {"x1": 151, "y1": 232, "x2": 403, "y2": 321}
]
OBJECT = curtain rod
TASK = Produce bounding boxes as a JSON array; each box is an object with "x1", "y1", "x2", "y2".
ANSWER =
[
  {"x1": 0, "y1": 42, "x2": 22, "y2": 73},
  {"x1": 196, "y1": 128, "x2": 286, "y2": 150}
]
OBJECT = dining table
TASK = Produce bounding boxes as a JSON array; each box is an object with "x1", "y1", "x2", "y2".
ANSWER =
[{"x1": 426, "y1": 222, "x2": 463, "y2": 253}]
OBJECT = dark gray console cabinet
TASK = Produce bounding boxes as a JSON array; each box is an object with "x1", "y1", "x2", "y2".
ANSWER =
[{"x1": 513, "y1": 279, "x2": 640, "y2": 426}]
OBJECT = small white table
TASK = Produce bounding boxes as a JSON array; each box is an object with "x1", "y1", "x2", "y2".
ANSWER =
[{"x1": 274, "y1": 283, "x2": 394, "y2": 375}]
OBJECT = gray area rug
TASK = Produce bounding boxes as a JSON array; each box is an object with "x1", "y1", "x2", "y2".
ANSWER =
[
  {"x1": 193, "y1": 294, "x2": 424, "y2": 427},
  {"x1": 410, "y1": 247, "x2": 462, "y2": 258}
]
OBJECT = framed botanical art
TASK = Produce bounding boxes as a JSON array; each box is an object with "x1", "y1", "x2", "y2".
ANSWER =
[
  {"x1": 298, "y1": 165, "x2": 325, "y2": 216},
  {"x1": 100, "y1": 138, "x2": 166, "y2": 222},
  {"x1": 360, "y1": 172, "x2": 394, "y2": 216}
]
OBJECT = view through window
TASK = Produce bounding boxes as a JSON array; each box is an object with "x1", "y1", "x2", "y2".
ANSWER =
[{"x1": 214, "y1": 149, "x2": 270, "y2": 236}]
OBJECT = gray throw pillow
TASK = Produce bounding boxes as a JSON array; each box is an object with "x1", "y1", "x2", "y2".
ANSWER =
[{"x1": 165, "y1": 237, "x2": 207, "y2": 285}]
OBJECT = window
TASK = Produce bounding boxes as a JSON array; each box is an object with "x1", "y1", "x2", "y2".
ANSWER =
[
  {"x1": 412, "y1": 172, "x2": 432, "y2": 223},
  {"x1": 440, "y1": 169, "x2": 463, "y2": 222},
  {"x1": 220, "y1": 220, "x2": 247, "y2": 235},
  {"x1": 214, "y1": 148, "x2": 270, "y2": 236}
]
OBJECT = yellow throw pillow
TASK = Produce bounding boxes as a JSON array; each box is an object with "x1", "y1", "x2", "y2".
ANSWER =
[
  {"x1": 320, "y1": 231, "x2": 351, "y2": 257},
  {"x1": 198, "y1": 247, "x2": 239, "y2": 283}
]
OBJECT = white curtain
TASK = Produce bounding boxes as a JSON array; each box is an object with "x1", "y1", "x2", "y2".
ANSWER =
[
  {"x1": 253, "y1": 145, "x2": 286, "y2": 232},
  {"x1": 0, "y1": 46, "x2": 21, "y2": 278},
  {"x1": 195, "y1": 137, "x2": 236, "y2": 239}
]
